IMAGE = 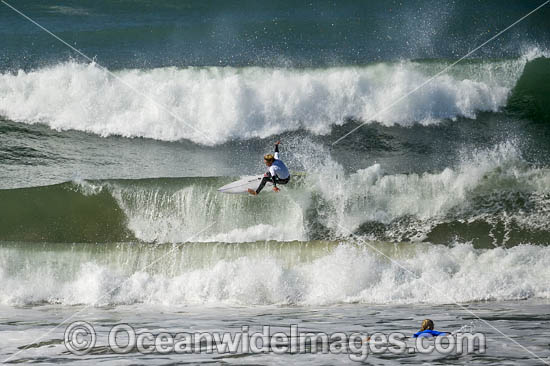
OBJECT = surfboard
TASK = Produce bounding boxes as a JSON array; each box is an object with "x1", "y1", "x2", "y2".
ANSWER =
[{"x1": 217, "y1": 175, "x2": 272, "y2": 194}]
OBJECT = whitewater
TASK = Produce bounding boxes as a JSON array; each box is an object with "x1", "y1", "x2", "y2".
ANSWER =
[
  {"x1": 1, "y1": 241, "x2": 549, "y2": 307},
  {"x1": 2, "y1": 139, "x2": 549, "y2": 246},
  {"x1": 2, "y1": 1, "x2": 550, "y2": 364},
  {"x1": 1, "y1": 53, "x2": 541, "y2": 145}
]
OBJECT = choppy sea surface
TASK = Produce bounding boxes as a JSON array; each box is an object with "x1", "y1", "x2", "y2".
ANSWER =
[{"x1": 1, "y1": 1, "x2": 550, "y2": 364}]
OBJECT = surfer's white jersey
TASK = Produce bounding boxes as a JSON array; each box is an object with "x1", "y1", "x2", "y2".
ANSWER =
[{"x1": 270, "y1": 152, "x2": 290, "y2": 179}]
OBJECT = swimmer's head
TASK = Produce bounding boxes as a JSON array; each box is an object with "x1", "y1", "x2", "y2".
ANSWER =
[
  {"x1": 264, "y1": 153, "x2": 275, "y2": 166},
  {"x1": 420, "y1": 319, "x2": 434, "y2": 331}
]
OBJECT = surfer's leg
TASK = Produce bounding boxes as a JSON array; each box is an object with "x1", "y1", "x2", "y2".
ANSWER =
[
  {"x1": 276, "y1": 176, "x2": 290, "y2": 185},
  {"x1": 256, "y1": 176, "x2": 274, "y2": 194}
]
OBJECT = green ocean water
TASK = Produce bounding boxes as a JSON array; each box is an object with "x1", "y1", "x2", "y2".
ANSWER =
[{"x1": 1, "y1": 1, "x2": 550, "y2": 364}]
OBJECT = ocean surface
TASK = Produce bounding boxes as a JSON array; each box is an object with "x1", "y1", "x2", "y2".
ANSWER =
[{"x1": 1, "y1": 0, "x2": 550, "y2": 364}]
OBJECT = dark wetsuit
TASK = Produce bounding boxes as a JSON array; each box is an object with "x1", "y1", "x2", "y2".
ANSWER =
[{"x1": 256, "y1": 144, "x2": 291, "y2": 194}]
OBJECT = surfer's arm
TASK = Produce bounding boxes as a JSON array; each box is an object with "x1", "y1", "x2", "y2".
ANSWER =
[{"x1": 274, "y1": 141, "x2": 280, "y2": 160}]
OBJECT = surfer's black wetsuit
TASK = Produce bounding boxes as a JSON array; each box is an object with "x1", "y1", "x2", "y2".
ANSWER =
[{"x1": 256, "y1": 144, "x2": 290, "y2": 194}]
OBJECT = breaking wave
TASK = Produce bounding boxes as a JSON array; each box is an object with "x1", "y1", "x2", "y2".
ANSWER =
[
  {"x1": 0, "y1": 241, "x2": 548, "y2": 306},
  {"x1": 1, "y1": 50, "x2": 546, "y2": 145},
  {"x1": 1, "y1": 140, "x2": 550, "y2": 247}
]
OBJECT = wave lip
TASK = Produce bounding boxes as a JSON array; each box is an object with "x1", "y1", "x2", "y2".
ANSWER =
[{"x1": 0, "y1": 55, "x2": 533, "y2": 145}]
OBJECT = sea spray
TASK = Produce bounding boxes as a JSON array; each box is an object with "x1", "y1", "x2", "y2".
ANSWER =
[
  {"x1": 1, "y1": 140, "x2": 550, "y2": 246},
  {"x1": 0, "y1": 241, "x2": 548, "y2": 306},
  {"x1": 0, "y1": 57, "x2": 529, "y2": 145}
]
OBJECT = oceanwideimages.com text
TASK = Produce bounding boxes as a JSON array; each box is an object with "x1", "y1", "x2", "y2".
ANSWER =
[{"x1": 65, "y1": 321, "x2": 486, "y2": 361}]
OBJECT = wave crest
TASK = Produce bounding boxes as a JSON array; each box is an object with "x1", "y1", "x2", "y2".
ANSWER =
[{"x1": 0, "y1": 57, "x2": 530, "y2": 144}]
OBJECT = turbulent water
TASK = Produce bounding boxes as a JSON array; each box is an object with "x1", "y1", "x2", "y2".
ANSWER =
[
  {"x1": 2, "y1": 140, "x2": 550, "y2": 247},
  {"x1": 0, "y1": 54, "x2": 544, "y2": 144},
  {"x1": 1, "y1": 1, "x2": 550, "y2": 364}
]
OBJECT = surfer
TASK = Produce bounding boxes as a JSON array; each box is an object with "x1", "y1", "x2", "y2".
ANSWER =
[
  {"x1": 248, "y1": 141, "x2": 290, "y2": 195},
  {"x1": 413, "y1": 319, "x2": 448, "y2": 338}
]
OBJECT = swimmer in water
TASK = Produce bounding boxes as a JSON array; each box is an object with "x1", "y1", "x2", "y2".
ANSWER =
[{"x1": 413, "y1": 319, "x2": 448, "y2": 338}]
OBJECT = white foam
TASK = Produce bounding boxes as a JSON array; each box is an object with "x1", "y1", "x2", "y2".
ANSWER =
[
  {"x1": 1, "y1": 242, "x2": 549, "y2": 306},
  {"x1": 89, "y1": 140, "x2": 550, "y2": 244},
  {"x1": 108, "y1": 183, "x2": 307, "y2": 243},
  {"x1": 0, "y1": 57, "x2": 526, "y2": 145},
  {"x1": 304, "y1": 140, "x2": 550, "y2": 239}
]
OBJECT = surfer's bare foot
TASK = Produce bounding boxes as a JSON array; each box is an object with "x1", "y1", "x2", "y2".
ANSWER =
[
  {"x1": 247, "y1": 188, "x2": 257, "y2": 195},
  {"x1": 273, "y1": 187, "x2": 280, "y2": 192}
]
